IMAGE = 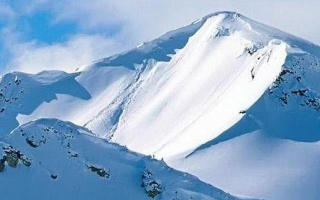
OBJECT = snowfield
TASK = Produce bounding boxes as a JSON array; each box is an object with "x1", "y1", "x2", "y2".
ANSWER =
[
  {"x1": 0, "y1": 119, "x2": 247, "y2": 200},
  {"x1": 1, "y1": 11, "x2": 320, "y2": 200}
]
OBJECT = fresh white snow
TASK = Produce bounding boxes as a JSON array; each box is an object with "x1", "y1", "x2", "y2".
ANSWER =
[
  {"x1": 168, "y1": 131, "x2": 320, "y2": 200},
  {"x1": 1, "y1": 11, "x2": 320, "y2": 200},
  {"x1": 0, "y1": 119, "x2": 247, "y2": 200}
]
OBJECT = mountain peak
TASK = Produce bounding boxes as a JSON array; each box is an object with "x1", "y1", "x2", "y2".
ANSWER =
[
  {"x1": 1, "y1": 11, "x2": 320, "y2": 200},
  {"x1": 201, "y1": 11, "x2": 242, "y2": 21},
  {"x1": 90, "y1": 11, "x2": 320, "y2": 72}
]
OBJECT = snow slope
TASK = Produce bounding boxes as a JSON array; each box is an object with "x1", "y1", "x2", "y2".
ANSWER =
[
  {"x1": 169, "y1": 132, "x2": 320, "y2": 200},
  {"x1": 0, "y1": 119, "x2": 247, "y2": 200},
  {"x1": 0, "y1": 71, "x2": 91, "y2": 137},
  {"x1": 168, "y1": 52, "x2": 320, "y2": 200},
  {"x1": 1, "y1": 11, "x2": 320, "y2": 200}
]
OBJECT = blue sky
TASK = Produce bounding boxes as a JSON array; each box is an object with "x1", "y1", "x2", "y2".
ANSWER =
[{"x1": 0, "y1": 0, "x2": 320, "y2": 74}]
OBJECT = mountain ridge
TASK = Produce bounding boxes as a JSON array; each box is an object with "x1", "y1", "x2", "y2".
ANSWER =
[{"x1": 1, "y1": 11, "x2": 320, "y2": 200}]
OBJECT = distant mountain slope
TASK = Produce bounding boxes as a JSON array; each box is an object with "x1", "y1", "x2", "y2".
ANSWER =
[
  {"x1": 0, "y1": 71, "x2": 91, "y2": 136},
  {"x1": 1, "y1": 11, "x2": 320, "y2": 200},
  {"x1": 0, "y1": 119, "x2": 247, "y2": 200},
  {"x1": 169, "y1": 131, "x2": 320, "y2": 200}
]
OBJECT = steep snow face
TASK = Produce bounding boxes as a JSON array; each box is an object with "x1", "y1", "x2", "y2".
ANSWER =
[
  {"x1": 168, "y1": 52, "x2": 320, "y2": 200},
  {"x1": 88, "y1": 12, "x2": 288, "y2": 158},
  {"x1": 0, "y1": 119, "x2": 247, "y2": 200}
]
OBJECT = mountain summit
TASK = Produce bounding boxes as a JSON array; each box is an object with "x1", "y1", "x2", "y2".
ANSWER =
[{"x1": 1, "y1": 11, "x2": 320, "y2": 200}]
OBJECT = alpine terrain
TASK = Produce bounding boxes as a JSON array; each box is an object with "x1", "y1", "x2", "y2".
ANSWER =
[{"x1": 1, "y1": 11, "x2": 320, "y2": 200}]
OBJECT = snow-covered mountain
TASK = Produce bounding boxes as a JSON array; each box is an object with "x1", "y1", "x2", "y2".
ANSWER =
[
  {"x1": 1, "y1": 11, "x2": 320, "y2": 200},
  {"x1": 0, "y1": 118, "x2": 246, "y2": 200}
]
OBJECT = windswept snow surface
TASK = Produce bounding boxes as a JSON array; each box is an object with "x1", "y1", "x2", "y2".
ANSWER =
[
  {"x1": 168, "y1": 51, "x2": 320, "y2": 200},
  {"x1": 105, "y1": 14, "x2": 288, "y2": 158},
  {"x1": 0, "y1": 119, "x2": 246, "y2": 200},
  {"x1": 1, "y1": 11, "x2": 320, "y2": 200}
]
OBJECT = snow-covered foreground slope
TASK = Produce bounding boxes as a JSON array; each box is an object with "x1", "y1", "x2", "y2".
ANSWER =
[
  {"x1": 1, "y1": 11, "x2": 320, "y2": 200},
  {"x1": 0, "y1": 119, "x2": 247, "y2": 200}
]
